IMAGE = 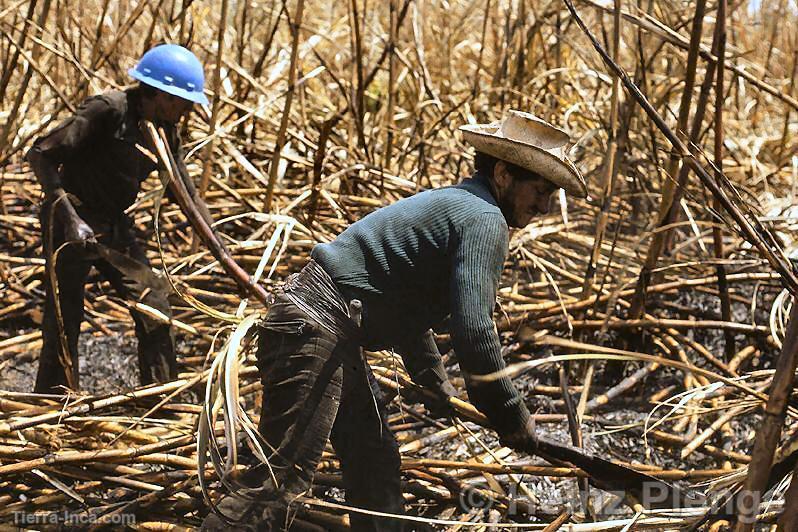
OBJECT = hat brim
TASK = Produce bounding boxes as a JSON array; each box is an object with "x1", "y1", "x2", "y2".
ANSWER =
[{"x1": 461, "y1": 124, "x2": 587, "y2": 198}]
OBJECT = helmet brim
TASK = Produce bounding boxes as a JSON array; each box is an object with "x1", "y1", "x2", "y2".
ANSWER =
[{"x1": 129, "y1": 68, "x2": 209, "y2": 106}]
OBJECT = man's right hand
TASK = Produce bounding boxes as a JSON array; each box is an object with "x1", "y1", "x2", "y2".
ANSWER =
[
  {"x1": 51, "y1": 191, "x2": 95, "y2": 245},
  {"x1": 64, "y1": 214, "x2": 95, "y2": 244},
  {"x1": 499, "y1": 416, "x2": 538, "y2": 452}
]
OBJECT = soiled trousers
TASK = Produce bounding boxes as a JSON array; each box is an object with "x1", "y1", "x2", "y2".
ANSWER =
[
  {"x1": 34, "y1": 207, "x2": 176, "y2": 393},
  {"x1": 251, "y1": 282, "x2": 405, "y2": 530}
]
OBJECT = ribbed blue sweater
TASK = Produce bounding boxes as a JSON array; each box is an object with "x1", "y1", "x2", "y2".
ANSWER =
[{"x1": 312, "y1": 172, "x2": 530, "y2": 435}]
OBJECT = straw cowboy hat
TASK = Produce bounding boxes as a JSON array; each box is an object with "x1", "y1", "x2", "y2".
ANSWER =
[{"x1": 460, "y1": 110, "x2": 587, "y2": 198}]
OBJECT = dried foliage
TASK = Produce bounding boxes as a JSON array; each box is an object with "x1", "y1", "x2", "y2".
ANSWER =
[{"x1": 1, "y1": 0, "x2": 798, "y2": 529}]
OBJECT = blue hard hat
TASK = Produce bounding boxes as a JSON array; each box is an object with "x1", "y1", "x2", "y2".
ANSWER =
[{"x1": 129, "y1": 44, "x2": 209, "y2": 105}]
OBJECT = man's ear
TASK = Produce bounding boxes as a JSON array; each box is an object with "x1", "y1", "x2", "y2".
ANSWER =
[{"x1": 493, "y1": 160, "x2": 511, "y2": 191}]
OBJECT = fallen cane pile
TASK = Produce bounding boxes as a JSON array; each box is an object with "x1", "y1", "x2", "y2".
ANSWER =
[{"x1": 2, "y1": 0, "x2": 798, "y2": 529}]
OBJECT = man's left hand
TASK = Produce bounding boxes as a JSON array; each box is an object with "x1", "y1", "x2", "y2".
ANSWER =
[
  {"x1": 422, "y1": 379, "x2": 458, "y2": 418},
  {"x1": 410, "y1": 369, "x2": 458, "y2": 418}
]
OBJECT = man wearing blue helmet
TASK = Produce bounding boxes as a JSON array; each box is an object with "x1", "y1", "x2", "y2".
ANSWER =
[{"x1": 27, "y1": 44, "x2": 215, "y2": 392}]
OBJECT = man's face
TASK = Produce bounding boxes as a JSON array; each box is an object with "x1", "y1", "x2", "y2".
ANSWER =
[
  {"x1": 152, "y1": 91, "x2": 194, "y2": 125},
  {"x1": 493, "y1": 161, "x2": 559, "y2": 228}
]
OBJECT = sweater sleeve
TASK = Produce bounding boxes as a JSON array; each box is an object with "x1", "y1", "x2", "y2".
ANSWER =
[
  {"x1": 449, "y1": 211, "x2": 530, "y2": 436},
  {"x1": 397, "y1": 329, "x2": 444, "y2": 377}
]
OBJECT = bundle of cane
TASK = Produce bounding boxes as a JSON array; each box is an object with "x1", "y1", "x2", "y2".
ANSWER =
[{"x1": 196, "y1": 313, "x2": 279, "y2": 518}]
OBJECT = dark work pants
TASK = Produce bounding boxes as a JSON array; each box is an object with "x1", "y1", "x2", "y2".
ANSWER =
[
  {"x1": 34, "y1": 207, "x2": 176, "y2": 393},
  {"x1": 251, "y1": 290, "x2": 405, "y2": 531}
]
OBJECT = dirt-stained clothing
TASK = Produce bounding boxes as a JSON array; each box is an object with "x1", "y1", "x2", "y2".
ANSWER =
[
  {"x1": 35, "y1": 206, "x2": 175, "y2": 392},
  {"x1": 205, "y1": 175, "x2": 533, "y2": 531},
  {"x1": 258, "y1": 261, "x2": 403, "y2": 531},
  {"x1": 312, "y1": 172, "x2": 531, "y2": 435},
  {"x1": 29, "y1": 88, "x2": 180, "y2": 392},
  {"x1": 201, "y1": 260, "x2": 404, "y2": 532},
  {"x1": 29, "y1": 88, "x2": 186, "y2": 221}
]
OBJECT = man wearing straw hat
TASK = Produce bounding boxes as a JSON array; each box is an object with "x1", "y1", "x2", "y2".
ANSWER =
[
  {"x1": 27, "y1": 44, "x2": 217, "y2": 393},
  {"x1": 202, "y1": 110, "x2": 587, "y2": 531}
]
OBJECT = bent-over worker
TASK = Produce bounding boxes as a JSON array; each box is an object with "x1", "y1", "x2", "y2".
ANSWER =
[{"x1": 203, "y1": 110, "x2": 588, "y2": 531}]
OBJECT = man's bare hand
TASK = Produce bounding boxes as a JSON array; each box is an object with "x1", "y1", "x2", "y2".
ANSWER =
[
  {"x1": 64, "y1": 214, "x2": 95, "y2": 244},
  {"x1": 419, "y1": 379, "x2": 458, "y2": 418},
  {"x1": 499, "y1": 416, "x2": 538, "y2": 451},
  {"x1": 410, "y1": 365, "x2": 459, "y2": 418},
  {"x1": 53, "y1": 194, "x2": 95, "y2": 245}
]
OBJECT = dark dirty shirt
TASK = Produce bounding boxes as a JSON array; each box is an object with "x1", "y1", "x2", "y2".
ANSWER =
[
  {"x1": 28, "y1": 88, "x2": 184, "y2": 223},
  {"x1": 312, "y1": 173, "x2": 531, "y2": 435}
]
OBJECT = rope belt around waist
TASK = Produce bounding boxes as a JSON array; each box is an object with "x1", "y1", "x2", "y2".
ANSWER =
[{"x1": 280, "y1": 259, "x2": 359, "y2": 339}]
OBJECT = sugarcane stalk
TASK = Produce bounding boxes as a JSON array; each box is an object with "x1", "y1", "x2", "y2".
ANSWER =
[
  {"x1": 542, "y1": 512, "x2": 571, "y2": 532},
  {"x1": 348, "y1": 0, "x2": 368, "y2": 159},
  {"x1": 86, "y1": 0, "x2": 111, "y2": 77},
  {"x1": 563, "y1": 0, "x2": 798, "y2": 296},
  {"x1": 198, "y1": 0, "x2": 228, "y2": 200},
  {"x1": 582, "y1": 0, "x2": 798, "y2": 113},
  {"x1": 144, "y1": 122, "x2": 271, "y2": 306},
  {"x1": 232, "y1": 0, "x2": 250, "y2": 104},
  {"x1": 0, "y1": 0, "x2": 52, "y2": 153},
  {"x1": 734, "y1": 302, "x2": 798, "y2": 530},
  {"x1": 711, "y1": 0, "x2": 735, "y2": 362},
  {"x1": 264, "y1": 0, "x2": 305, "y2": 212},
  {"x1": 0, "y1": 375, "x2": 201, "y2": 436},
  {"x1": 381, "y1": 0, "x2": 398, "y2": 194},
  {"x1": 577, "y1": 0, "x2": 624, "y2": 435},
  {"x1": 0, "y1": 435, "x2": 195, "y2": 476},
  {"x1": 628, "y1": 0, "x2": 707, "y2": 319},
  {"x1": 777, "y1": 35, "x2": 798, "y2": 161},
  {"x1": 528, "y1": 317, "x2": 768, "y2": 334},
  {"x1": 559, "y1": 358, "x2": 590, "y2": 516},
  {"x1": 511, "y1": 0, "x2": 527, "y2": 107},
  {"x1": 681, "y1": 405, "x2": 749, "y2": 459},
  {"x1": 472, "y1": 0, "x2": 492, "y2": 96},
  {"x1": 584, "y1": 362, "x2": 658, "y2": 412},
  {"x1": 0, "y1": 0, "x2": 37, "y2": 103}
]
